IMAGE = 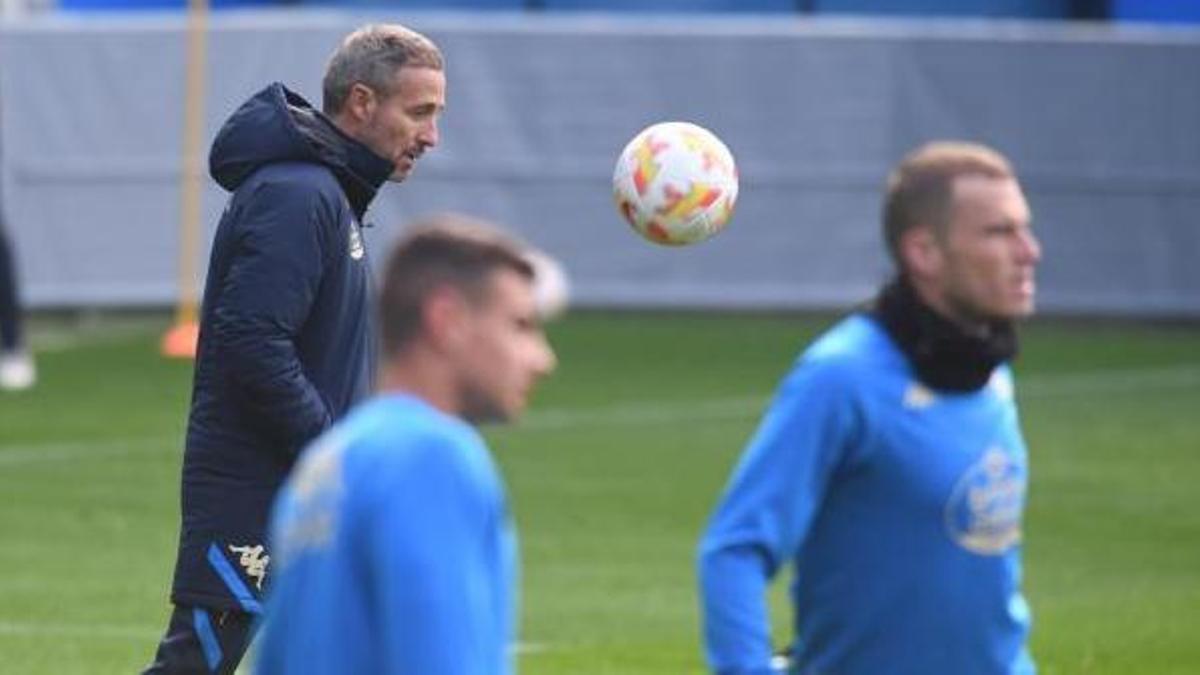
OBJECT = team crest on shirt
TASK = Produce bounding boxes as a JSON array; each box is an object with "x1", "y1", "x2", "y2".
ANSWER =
[
  {"x1": 944, "y1": 446, "x2": 1026, "y2": 555},
  {"x1": 349, "y1": 222, "x2": 365, "y2": 260}
]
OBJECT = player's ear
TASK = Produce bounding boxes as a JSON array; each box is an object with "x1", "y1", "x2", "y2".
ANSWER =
[
  {"x1": 423, "y1": 285, "x2": 470, "y2": 352},
  {"x1": 900, "y1": 225, "x2": 943, "y2": 280}
]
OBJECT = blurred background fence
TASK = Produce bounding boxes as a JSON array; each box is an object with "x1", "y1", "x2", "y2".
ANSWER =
[{"x1": 1, "y1": 2, "x2": 1198, "y2": 315}]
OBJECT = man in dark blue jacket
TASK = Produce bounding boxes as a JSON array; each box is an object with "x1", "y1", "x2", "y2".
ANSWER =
[{"x1": 143, "y1": 24, "x2": 446, "y2": 674}]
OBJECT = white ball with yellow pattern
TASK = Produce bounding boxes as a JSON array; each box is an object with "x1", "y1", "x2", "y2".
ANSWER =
[{"x1": 612, "y1": 121, "x2": 739, "y2": 246}]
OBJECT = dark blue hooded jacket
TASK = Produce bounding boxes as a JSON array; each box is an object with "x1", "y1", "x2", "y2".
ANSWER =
[{"x1": 170, "y1": 83, "x2": 393, "y2": 610}]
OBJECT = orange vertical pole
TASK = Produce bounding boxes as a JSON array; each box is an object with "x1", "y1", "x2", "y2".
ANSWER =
[{"x1": 162, "y1": 0, "x2": 209, "y2": 358}]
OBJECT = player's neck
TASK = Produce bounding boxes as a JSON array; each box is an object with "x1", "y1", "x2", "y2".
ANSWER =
[
  {"x1": 873, "y1": 277, "x2": 1017, "y2": 392},
  {"x1": 377, "y1": 350, "x2": 462, "y2": 419},
  {"x1": 907, "y1": 277, "x2": 990, "y2": 337}
]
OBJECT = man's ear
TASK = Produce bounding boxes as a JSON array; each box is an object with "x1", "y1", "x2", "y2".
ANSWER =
[
  {"x1": 900, "y1": 225, "x2": 943, "y2": 280},
  {"x1": 343, "y1": 82, "x2": 377, "y2": 125},
  {"x1": 422, "y1": 285, "x2": 469, "y2": 353}
]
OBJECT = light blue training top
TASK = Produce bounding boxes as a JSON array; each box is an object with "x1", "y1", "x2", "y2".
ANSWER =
[
  {"x1": 256, "y1": 393, "x2": 517, "y2": 675},
  {"x1": 699, "y1": 314, "x2": 1034, "y2": 675}
]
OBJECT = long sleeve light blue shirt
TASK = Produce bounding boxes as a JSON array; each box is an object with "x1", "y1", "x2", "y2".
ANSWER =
[
  {"x1": 699, "y1": 315, "x2": 1034, "y2": 675},
  {"x1": 256, "y1": 394, "x2": 516, "y2": 675}
]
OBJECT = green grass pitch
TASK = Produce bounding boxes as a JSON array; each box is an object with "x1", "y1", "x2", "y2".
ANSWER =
[{"x1": 1, "y1": 311, "x2": 1198, "y2": 674}]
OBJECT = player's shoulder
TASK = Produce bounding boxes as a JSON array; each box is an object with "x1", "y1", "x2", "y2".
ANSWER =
[
  {"x1": 353, "y1": 393, "x2": 479, "y2": 444},
  {"x1": 765, "y1": 315, "x2": 905, "y2": 426},
  {"x1": 797, "y1": 313, "x2": 900, "y2": 381},
  {"x1": 341, "y1": 395, "x2": 491, "y2": 480}
]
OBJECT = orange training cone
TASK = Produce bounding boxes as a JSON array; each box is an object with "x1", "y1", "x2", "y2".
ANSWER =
[{"x1": 161, "y1": 319, "x2": 199, "y2": 359}]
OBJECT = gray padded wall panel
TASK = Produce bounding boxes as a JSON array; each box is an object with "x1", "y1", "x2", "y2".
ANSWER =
[{"x1": 2, "y1": 13, "x2": 1198, "y2": 314}]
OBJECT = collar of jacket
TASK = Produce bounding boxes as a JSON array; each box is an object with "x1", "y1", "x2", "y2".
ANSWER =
[
  {"x1": 326, "y1": 122, "x2": 394, "y2": 220},
  {"x1": 870, "y1": 276, "x2": 1018, "y2": 392},
  {"x1": 284, "y1": 92, "x2": 395, "y2": 220}
]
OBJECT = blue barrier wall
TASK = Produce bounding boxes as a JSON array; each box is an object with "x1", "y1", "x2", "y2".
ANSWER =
[
  {"x1": 1114, "y1": 0, "x2": 1200, "y2": 23},
  {"x1": 813, "y1": 0, "x2": 1072, "y2": 18}
]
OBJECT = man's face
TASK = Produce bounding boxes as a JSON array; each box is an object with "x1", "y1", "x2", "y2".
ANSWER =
[
  {"x1": 356, "y1": 66, "x2": 445, "y2": 182},
  {"x1": 455, "y1": 269, "x2": 557, "y2": 424},
  {"x1": 929, "y1": 175, "x2": 1042, "y2": 324}
]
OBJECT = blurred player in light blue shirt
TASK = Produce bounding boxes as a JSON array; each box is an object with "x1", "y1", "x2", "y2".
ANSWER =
[
  {"x1": 255, "y1": 214, "x2": 557, "y2": 675},
  {"x1": 699, "y1": 142, "x2": 1042, "y2": 675}
]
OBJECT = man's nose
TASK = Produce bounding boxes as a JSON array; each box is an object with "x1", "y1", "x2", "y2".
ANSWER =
[
  {"x1": 421, "y1": 119, "x2": 440, "y2": 148},
  {"x1": 1019, "y1": 229, "x2": 1042, "y2": 264}
]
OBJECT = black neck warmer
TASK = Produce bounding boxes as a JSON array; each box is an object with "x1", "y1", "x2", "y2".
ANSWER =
[{"x1": 871, "y1": 278, "x2": 1018, "y2": 392}]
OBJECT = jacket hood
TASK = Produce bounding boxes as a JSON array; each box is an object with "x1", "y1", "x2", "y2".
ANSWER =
[{"x1": 209, "y1": 83, "x2": 394, "y2": 218}]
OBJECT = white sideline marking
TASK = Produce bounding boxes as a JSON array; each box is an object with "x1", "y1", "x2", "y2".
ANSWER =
[
  {"x1": 0, "y1": 620, "x2": 159, "y2": 640},
  {"x1": 517, "y1": 395, "x2": 766, "y2": 431},
  {"x1": 0, "y1": 437, "x2": 176, "y2": 466},
  {"x1": 1020, "y1": 364, "x2": 1200, "y2": 398},
  {"x1": 2, "y1": 365, "x2": 1197, "y2": 466},
  {"x1": 32, "y1": 319, "x2": 167, "y2": 354},
  {"x1": 514, "y1": 364, "x2": 1200, "y2": 431},
  {"x1": 515, "y1": 641, "x2": 549, "y2": 654}
]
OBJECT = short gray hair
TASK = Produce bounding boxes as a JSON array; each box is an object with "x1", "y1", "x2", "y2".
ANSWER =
[{"x1": 322, "y1": 24, "x2": 444, "y2": 115}]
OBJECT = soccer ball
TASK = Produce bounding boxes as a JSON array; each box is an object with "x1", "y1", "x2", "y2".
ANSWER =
[{"x1": 612, "y1": 121, "x2": 738, "y2": 246}]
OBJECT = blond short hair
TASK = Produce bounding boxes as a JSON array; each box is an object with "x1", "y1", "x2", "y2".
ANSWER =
[{"x1": 882, "y1": 141, "x2": 1015, "y2": 268}]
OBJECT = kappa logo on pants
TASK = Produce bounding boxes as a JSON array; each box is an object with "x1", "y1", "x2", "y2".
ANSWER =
[{"x1": 227, "y1": 544, "x2": 270, "y2": 591}]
